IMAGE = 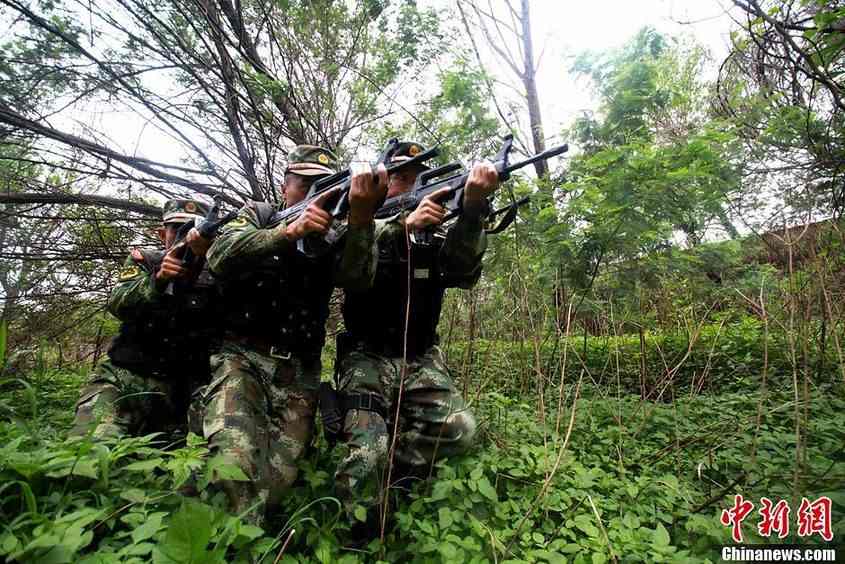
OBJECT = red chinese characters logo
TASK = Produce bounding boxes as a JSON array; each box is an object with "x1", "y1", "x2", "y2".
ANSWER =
[
  {"x1": 721, "y1": 496, "x2": 834, "y2": 542},
  {"x1": 797, "y1": 496, "x2": 833, "y2": 541},
  {"x1": 758, "y1": 497, "x2": 790, "y2": 538},
  {"x1": 721, "y1": 494, "x2": 755, "y2": 543}
]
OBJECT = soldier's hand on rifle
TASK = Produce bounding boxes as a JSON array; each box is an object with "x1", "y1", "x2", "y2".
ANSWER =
[
  {"x1": 348, "y1": 162, "x2": 388, "y2": 226},
  {"x1": 463, "y1": 162, "x2": 499, "y2": 219},
  {"x1": 185, "y1": 228, "x2": 211, "y2": 258},
  {"x1": 285, "y1": 187, "x2": 339, "y2": 241},
  {"x1": 406, "y1": 187, "x2": 450, "y2": 230},
  {"x1": 156, "y1": 246, "x2": 190, "y2": 281}
]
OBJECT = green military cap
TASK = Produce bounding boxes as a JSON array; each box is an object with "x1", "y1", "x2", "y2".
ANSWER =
[
  {"x1": 162, "y1": 198, "x2": 209, "y2": 225},
  {"x1": 390, "y1": 141, "x2": 430, "y2": 170},
  {"x1": 285, "y1": 145, "x2": 338, "y2": 177}
]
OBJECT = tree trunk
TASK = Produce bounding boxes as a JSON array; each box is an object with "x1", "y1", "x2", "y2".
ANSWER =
[{"x1": 520, "y1": 0, "x2": 547, "y2": 177}]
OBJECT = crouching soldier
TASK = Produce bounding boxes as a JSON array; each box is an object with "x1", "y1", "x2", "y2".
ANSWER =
[
  {"x1": 191, "y1": 145, "x2": 386, "y2": 526},
  {"x1": 331, "y1": 141, "x2": 499, "y2": 533},
  {"x1": 72, "y1": 199, "x2": 218, "y2": 439}
]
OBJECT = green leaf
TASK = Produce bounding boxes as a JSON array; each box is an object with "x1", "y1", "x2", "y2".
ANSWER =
[
  {"x1": 236, "y1": 525, "x2": 264, "y2": 542},
  {"x1": 438, "y1": 507, "x2": 454, "y2": 530},
  {"x1": 653, "y1": 523, "x2": 670, "y2": 547},
  {"x1": 429, "y1": 480, "x2": 453, "y2": 501},
  {"x1": 124, "y1": 458, "x2": 164, "y2": 472},
  {"x1": 0, "y1": 533, "x2": 18, "y2": 554},
  {"x1": 153, "y1": 500, "x2": 214, "y2": 564},
  {"x1": 477, "y1": 478, "x2": 498, "y2": 502},
  {"x1": 120, "y1": 489, "x2": 148, "y2": 504},
  {"x1": 131, "y1": 512, "x2": 166, "y2": 544},
  {"x1": 573, "y1": 515, "x2": 599, "y2": 538},
  {"x1": 354, "y1": 505, "x2": 368, "y2": 523}
]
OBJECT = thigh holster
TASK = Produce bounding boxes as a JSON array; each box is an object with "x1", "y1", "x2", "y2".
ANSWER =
[{"x1": 319, "y1": 382, "x2": 388, "y2": 446}]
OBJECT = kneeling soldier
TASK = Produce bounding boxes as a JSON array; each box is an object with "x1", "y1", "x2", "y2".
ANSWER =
[
  {"x1": 193, "y1": 145, "x2": 386, "y2": 526},
  {"x1": 72, "y1": 199, "x2": 218, "y2": 439},
  {"x1": 332, "y1": 141, "x2": 499, "y2": 531}
]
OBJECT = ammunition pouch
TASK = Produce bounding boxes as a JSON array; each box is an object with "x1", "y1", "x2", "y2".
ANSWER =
[{"x1": 318, "y1": 382, "x2": 388, "y2": 447}]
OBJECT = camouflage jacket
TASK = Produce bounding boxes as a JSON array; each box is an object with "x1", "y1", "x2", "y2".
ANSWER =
[
  {"x1": 374, "y1": 211, "x2": 488, "y2": 287},
  {"x1": 342, "y1": 212, "x2": 487, "y2": 356},
  {"x1": 107, "y1": 249, "x2": 218, "y2": 371},
  {"x1": 108, "y1": 249, "x2": 167, "y2": 320},
  {"x1": 207, "y1": 201, "x2": 376, "y2": 290},
  {"x1": 206, "y1": 201, "x2": 377, "y2": 355}
]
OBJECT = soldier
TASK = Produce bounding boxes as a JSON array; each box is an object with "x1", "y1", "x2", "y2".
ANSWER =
[
  {"x1": 191, "y1": 145, "x2": 386, "y2": 526},
  {"x1": 72, "y1": 199, "x2": 217, "y2": 439},
  {"x1": 332, "y1": 141, "x2": 499, "y2": 530}
]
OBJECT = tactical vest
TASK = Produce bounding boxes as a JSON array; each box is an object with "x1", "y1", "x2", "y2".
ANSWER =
[
  {"x1": 108, "y1": 250, "x2": 219, "y2": 375},
  {"x1": 343, "y1": 227, "x2": 446, "y2": 358},
  {"x1": 216, "y1": 203, "x2": 335, "y2": 360}
]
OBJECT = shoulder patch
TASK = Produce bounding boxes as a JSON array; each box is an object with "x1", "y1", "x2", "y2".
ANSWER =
[
  {"x1": 118, "y1": 265, "x2": 142, "y2": 282},
  {"x1": 130, "y1": 248, "x2": 144, "y2": 263},
  {"x1": 226, "y1": 217, "x2": 249, "y2": 230}
]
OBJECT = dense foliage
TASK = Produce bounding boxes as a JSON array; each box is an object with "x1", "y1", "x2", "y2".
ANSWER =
[{"x1": 1, "y1": 360, "x2": 842, "y2": 563}]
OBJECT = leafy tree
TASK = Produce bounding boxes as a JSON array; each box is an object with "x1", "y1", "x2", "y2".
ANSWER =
[
  {"x1": 719, "y1": 0, "x2": 845, "y2": 223},
  {"x1": 0, "y1": 0, "x2": 444, "y2": 204},
  {"x1": 373, "y1": 58, "x2": 501, "y2": 162},
  {"x1": 546, "y1": 29, "x2": 741, "y2": 289}
]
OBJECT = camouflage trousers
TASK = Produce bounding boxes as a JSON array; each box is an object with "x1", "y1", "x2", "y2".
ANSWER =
[
  {"x1": 71, "y1": 359, "x2": 198, "y2": 439},
  {"x1": 188, "y1": 341, "x2": 319, "y2": 527},
  {"x1": 334, "y1": 347, "x2": 476, "y2": 516}
]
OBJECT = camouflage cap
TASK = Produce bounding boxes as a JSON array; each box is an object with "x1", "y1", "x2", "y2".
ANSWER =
[
  {"x1": 286, "y1": 145, "x2": 338, "y2": 177},
  {"x1": 390, "y1": 141, "x2": 430, "y2": 170},
  {"x1": 162, "y1": 198, "x2": 209, "y2": 225}
]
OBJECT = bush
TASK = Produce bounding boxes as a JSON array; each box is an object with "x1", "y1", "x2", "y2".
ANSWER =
[
  {"x1": 444, "y1": 317, "x2": 838, "y2": 396},
  {"x1": 1, "y1": 363, "x2": 843, "y2": 563}
]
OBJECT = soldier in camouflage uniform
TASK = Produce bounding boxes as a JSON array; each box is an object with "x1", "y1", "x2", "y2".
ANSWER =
[
  {"x1": 191, "y1": 145, "x2": 386, "y2": 526},
  {"x1": 333, "y1": 141, "x2": 499, "y2": 526},
  {"x1": 72, "y1": 199, "x2": 218, "y2": 439}
]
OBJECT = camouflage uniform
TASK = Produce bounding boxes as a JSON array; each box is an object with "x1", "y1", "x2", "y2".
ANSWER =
[
  {"x1": 334, "y1": 142, "x2": 485, "y2": 516},
  {"x1": 72, "y1": 199, "x2": 217, "y2": 439},
  {"x1": 193, "y1": 145, "x2": 377, "y2": 526}
]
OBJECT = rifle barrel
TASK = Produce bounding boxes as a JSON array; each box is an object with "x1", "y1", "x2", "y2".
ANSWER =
[{"x1": 503, "y1": 143, "x2": 568, "y2": 176}]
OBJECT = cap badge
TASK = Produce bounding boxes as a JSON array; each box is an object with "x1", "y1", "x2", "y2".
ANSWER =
[
  {"x1": 317, "y1": 153, "x2": 330, "y2": 164},
  {"x1": 409, "y1": 145, "x2": 421, "y2": 156},
  {"x1": 185, "y1": 201, "x2": 197, "y2": 213}
]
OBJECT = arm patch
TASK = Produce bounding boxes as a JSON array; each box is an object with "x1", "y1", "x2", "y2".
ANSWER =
[{"x1": 118, "y1": 265, "x2": 143, "y2": 281}]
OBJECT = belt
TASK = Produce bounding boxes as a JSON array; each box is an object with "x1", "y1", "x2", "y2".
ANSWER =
[{"x1": 224, "y1": 333, "x2": 304, "y2": 361}]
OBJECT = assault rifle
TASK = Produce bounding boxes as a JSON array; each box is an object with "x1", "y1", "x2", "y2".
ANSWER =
[
  {"x1": 267, "y1": 139, "x2": 439, "y2": 229},
  {"x1": 165, "y1": 197, "x2": 237, "y2": 295},
  {"x1": 272, "y1": 139, "x2": 439, "y2": 255},
  {"x1": 374, "y1": 135, "x2": 568, "y2": 238}
]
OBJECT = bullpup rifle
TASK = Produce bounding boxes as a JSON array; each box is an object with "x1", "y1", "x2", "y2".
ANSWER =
[
  {"x1": 165, "y1": 197, "x2": 237, "y2": 295},
  {"x1": 277, "y1": 139, "x2": 440, "y2": 255},
  {"x1": 374, "y1": 135, "x2": 568, "y2": 239},
  {"x1": 267, "y1": 139, "x2": 439, "y2": 229}
]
